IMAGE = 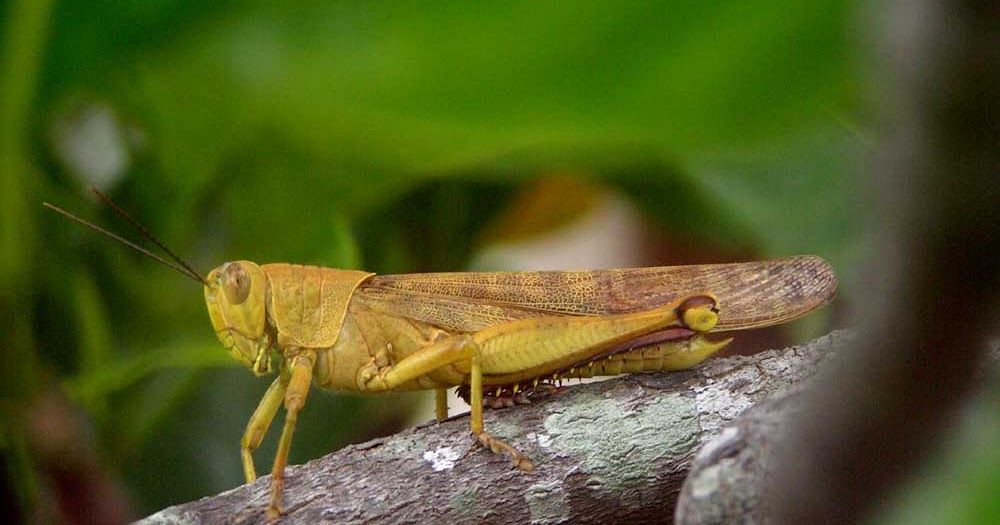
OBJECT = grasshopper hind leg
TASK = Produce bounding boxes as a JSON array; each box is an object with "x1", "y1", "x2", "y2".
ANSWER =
[
  {"x1": 469, "y1": 352, "x2": 534, "y2": 471},
  {"x1": 360, "y1": 333, "x2": 536, "y2": 470}
]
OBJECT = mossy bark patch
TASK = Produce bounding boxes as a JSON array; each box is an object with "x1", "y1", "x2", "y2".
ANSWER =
[
  {"x1": 543, "y1": 389, "x2": 699, "y2": 508},
  {"x1": 525, "y1": 480, "x2": 569, "y2": 524}
]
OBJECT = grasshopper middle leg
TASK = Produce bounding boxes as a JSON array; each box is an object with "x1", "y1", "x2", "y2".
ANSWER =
[
  {"x1": 434, "y1": 387, "x2": 449, "y2": 421},
  {"x1": 266, "y1": 350, "x2": 316, "y2": 520}
]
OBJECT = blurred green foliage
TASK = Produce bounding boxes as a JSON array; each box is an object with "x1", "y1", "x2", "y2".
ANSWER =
[
  {"x1": 879, "y1": 377, "x2": 1000, "y2": 525},
  {"x1": 4, "y1": 0, "x2": 984, "y2": 522}
]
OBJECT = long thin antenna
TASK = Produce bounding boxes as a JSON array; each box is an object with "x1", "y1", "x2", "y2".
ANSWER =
[
  {"x1": 42, "y1": 200, "x2": 208, "y2": 286},
  {"x1": 89, "y1": 188, "x2": 207, "y2": 285}
]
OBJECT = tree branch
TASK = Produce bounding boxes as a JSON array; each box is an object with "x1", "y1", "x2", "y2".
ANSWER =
[
  {"x1": 136, "y1": 331, "x2": 850, "y2": 525},
  {"x1": 676, "y1": 340, "x2": 1000, "y2": 525},
  {"x1": 765, "y1": 2, "x2": 1000, "y2": 522}
]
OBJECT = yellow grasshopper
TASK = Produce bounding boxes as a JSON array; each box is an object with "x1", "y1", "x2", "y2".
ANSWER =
[{"x1": 45, "y1": 190, "x2": 838, "y2": 519}]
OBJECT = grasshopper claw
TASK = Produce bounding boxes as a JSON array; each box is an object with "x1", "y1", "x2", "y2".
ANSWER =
[{"x1": 265, "y1": 504, "x2": 283, "y2": 521}]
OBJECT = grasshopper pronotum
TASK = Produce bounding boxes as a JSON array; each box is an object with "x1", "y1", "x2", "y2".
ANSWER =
[{"x1": 45, "y1": 189, "x2": 837, "y2": 518}]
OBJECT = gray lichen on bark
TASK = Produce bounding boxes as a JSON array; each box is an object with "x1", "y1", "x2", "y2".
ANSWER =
[
  {"x1": 136, "y1": 331, "x2": 847, "y2": 525},
  {"x1": 675, "y1": 392, "x2": 803, "y2": 525}
]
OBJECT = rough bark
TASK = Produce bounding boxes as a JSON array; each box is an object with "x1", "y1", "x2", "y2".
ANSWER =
[
  {"x1": 135, "y1": 331, "x2": 849, "y2": 525},
  {"x1": 676, "y1": 340, "x2": 1000, "y2": 525}
]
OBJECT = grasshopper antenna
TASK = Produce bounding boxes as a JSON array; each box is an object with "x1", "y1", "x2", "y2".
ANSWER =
[
  {"x1": 88, "y1": 188, "x2": 207, "y2": 285},
  {"x1": 43, "y1": 191, "x2": 208, "y2": 286}
]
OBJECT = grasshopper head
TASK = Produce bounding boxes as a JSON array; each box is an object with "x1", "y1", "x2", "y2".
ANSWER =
[{"x1": 204, "y1": 260, "x2": 273, "y2": 376}]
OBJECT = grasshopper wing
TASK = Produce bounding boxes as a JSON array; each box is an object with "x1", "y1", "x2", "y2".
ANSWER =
[{"x1": 354, "y1": 255, "x2": 837, "y2": 333}]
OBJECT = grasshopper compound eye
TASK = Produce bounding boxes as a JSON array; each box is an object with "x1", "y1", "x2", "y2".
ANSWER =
[{"x1": 221, "y1": 262, "x2": 251, "y2": 304}]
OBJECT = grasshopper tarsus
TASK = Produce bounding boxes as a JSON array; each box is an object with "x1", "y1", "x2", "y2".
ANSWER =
[{"x1": 476, "y1": 431, "x2": 534, "y2": 471}]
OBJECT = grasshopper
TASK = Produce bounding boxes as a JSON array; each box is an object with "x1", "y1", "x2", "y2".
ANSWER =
[{"x1": 45, "y1": 190, "x2": 837, "y2": 519}]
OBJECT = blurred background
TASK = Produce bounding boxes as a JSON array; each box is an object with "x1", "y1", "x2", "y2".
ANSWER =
[{"x1": 0, "y1": 1, "x2": 994, "y2": 524}]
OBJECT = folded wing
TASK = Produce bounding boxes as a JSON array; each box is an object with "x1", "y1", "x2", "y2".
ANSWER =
[{"x1": 353, "y1": 255, "x2": 837, "y2": 333}]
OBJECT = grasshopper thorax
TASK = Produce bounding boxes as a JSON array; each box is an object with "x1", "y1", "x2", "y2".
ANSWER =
[{"x1": 204, "y1": 260, "x2": 273, "y2": 376}]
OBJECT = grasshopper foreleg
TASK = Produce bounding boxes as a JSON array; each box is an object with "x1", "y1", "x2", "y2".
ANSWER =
[{"x1": 241, "y1": 374, "x2": 288, "y2": 483}]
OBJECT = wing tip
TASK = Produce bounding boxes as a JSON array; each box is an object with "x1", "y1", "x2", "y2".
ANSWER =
[
  {"x1": 793, "y1": 254, "x2": 839, "y2": 304},
  {"x1": 714, "y1": 254, "x2": 839, "y2": 331}
]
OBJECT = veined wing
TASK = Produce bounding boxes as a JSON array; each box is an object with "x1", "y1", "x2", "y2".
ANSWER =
[{"x1": 353, "y1": 255, "x2": 837, "y2": 333}]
